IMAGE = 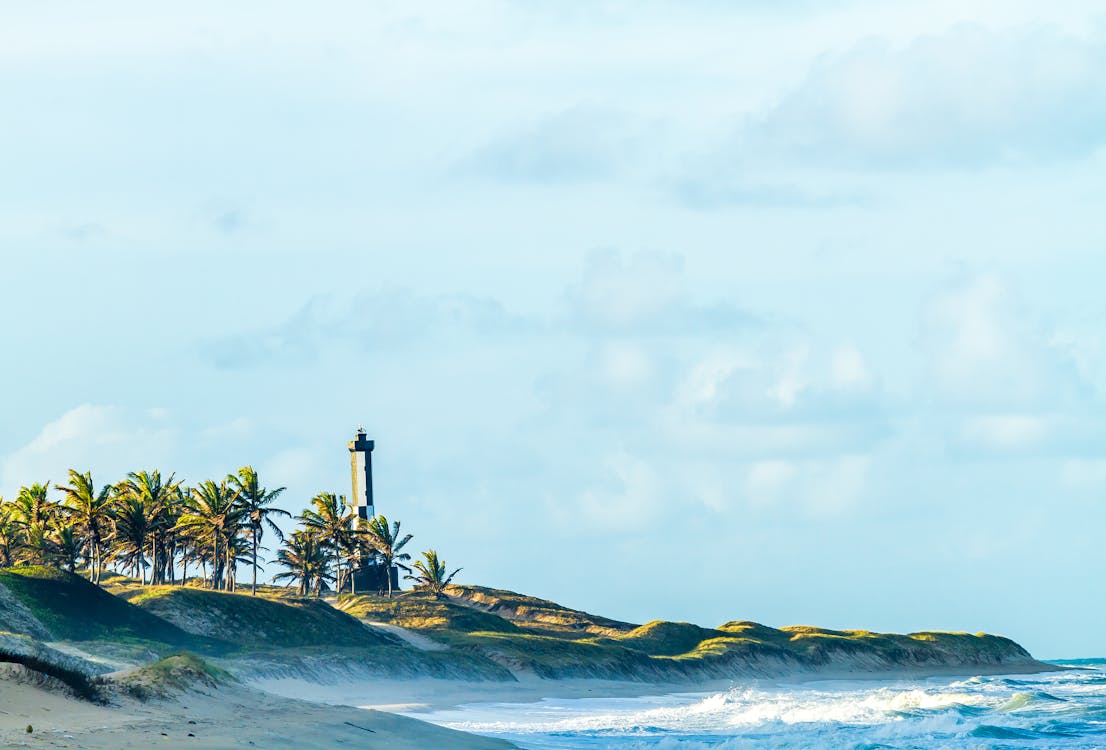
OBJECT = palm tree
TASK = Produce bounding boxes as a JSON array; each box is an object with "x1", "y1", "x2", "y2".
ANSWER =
[
  {"x1": 156, "y1": 485, "x2": 187, "y2": 585},
  {"x1": 11, "y1": 483, "x2": 56, "y2": 565},
  {"x1": 298, "y1": 493, "x2": 353, "y2": 596},
  {"x1": 56, "y1": 470, "x2": 115, "y2": 583},
  {"x1": 405, "y1": 549, "x2": 461, "y2": 599},
  {"x1": 177, "y1": 480, "x2": 244, "y2": 590},
  {"x1": 12, "y1": 483, "x2": 53, "y2": 525},
  {"x1": 229, "y1": 466, "x2": 288, "y2": 595},
  {"x1": 174, "y1": 486, "x2": 203, "y2": 586},
  {"x1": 273, "y1": 531, "x2": 332, "y2": 597},
  {"x1": 363, "y1": 516, "x2": 412, "y2": 598},
  {"x1": 0, "y1": 500, "x2": 21, "y2": 567},
  {"x1": 117, "y1": 471, "x2": 179, "y2": 585},
  {"x1": 51, "y1": 523, "x2": 81, "y2": 574},
  {"x1": 338, "y1": 516, "x2": 368, "y2": 594},
  {"x1": 112, "y1": 495, "x2": 156, "y2": 582},
  {"x1": 223, "y1": 525, "x2": 254, "y2": 593}
]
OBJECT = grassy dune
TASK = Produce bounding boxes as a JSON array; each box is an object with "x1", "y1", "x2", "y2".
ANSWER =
[
  {"x1": 0, "y1": 566, "x2": 1042, "y2": 688},
  {"x1": 338, "y1": 590, "x2": 521, "y2": 634},
  {"x1": 0, "y1": 567, "x2": 224, "y2": 655},
  {"x1": 115, "y1": 652, "x2": 235, "y2": 699},
  {"x1": 118, "y1": 586, "x2": 392, "y2": 649},
  {"x1": 336, "y1": 587, "x2": 1038, "y2": 681}
]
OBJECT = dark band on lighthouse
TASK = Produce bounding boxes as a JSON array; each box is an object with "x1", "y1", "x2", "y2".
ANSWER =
[{"x1": 348, "y1": 427, "x2": 375, "y2": 520}]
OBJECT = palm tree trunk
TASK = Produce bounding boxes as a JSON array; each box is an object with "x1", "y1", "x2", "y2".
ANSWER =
[
  {"x1": 89, "y1": 534, "x2": 98, "y2": 583},
  {"x1": 334, "y1": 549, "x2": 341, "y2": 596},
  {"x1": 252, "y1": 526, "x2": 259, "y2": 595},
  {"x1": 228, "y1": 535, "x2": 235, "y2": 592}
]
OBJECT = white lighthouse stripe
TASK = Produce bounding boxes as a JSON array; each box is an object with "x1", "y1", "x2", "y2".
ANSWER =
[{"x1": 352, "y1": 450, "x2": 368, "y2": 507}]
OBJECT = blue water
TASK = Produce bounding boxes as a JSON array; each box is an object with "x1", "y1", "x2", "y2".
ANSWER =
[{"x1": 421, "y1": 663, "x2": 1106, "y2": 749}]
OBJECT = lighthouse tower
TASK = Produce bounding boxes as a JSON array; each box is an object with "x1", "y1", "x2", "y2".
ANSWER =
[
  {"x1": 348, "y1": 427, "x2": 375, "y2": 520},
  {"x1": 345, "y1": 426, "x2": 396, "y2": 594}
]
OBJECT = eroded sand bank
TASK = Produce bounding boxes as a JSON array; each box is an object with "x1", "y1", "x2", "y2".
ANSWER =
[{"x1": 0, "y1": 677, "x2": 516, "y2": 749}]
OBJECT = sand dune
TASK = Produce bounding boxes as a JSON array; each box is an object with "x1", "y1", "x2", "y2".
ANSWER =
[{"x1": 0, "y1": 675, "x2": 516, "y2": 749}]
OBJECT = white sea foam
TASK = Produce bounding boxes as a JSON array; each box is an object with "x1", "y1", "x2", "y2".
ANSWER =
[{"x1": 418, "y1": 664, "x2": 1106, "y2": 749}]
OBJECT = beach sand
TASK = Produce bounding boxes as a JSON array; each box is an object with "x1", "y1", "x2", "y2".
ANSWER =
[{"x1": 0, "y1": 674, "x2": 516, "y2": 749}]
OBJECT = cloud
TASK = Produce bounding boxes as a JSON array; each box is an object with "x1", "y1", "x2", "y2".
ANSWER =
[
  {"x1": 830, "y1": 344, "x2": 873, "y2": 392},
  {"x1": 912, "y1": 272, "x2": 1106, "y2": 461},
  {"x1": 1061, "y1": 459, "x2": 1106, "y2": 490},
  {"x1": 961, "y1": 414, "x2": 1049, "y2": 450},
  {"x1": 212, "y1": 209, "x2": 245, "y2": 234},
  {"x1": 672, "y1": 176, "x2": 869, "y2": 210},
  {"x1": 58, "y1": 221, "x2": 108, "y2": 242},
  {"x1": 459, "y1": 105, "x2": 648, "y2": 184},
  {"x1": 0, "y1": 405, "x2": 177, "y2": 496},
  {"x1": 205, "y1": 288, "x2": 529, "y2": 369},
  {"x1": 919, "y1": 273, "x2": 1086, "y2": 409},
  {"x1": 743, "y1": 454, "x2": 870, "y2": 517},
  {"x1": 567, "y1": 450, "x2": 663, "y2": 532},
  {"x1": 673, "y1": 339, "x2": 883, "y2": 422},
  {"x1": 742, "y1": 24, "x2": 1106, "y2": 168},
  {"x1": 745, "y1": 459, "x2": 798, "y2": 507},
  {"x1": 209, "y1": 250, "x2": 756, "y2": 371},
  {"x1": 564, "y1": 249, "x2": 757, "y2": 334}
]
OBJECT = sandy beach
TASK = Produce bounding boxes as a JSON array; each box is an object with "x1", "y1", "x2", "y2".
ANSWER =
[{"x1": 0, "y1": 671, "x2": 516, "y2": 750}]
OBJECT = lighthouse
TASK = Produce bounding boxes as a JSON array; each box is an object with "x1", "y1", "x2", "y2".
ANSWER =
[
  {"x1": 345, "y1": 426, "x2": 396, "y2": 594},
  {"x1": 348, "y1": 426, "x2": 375, "y2": 520}
]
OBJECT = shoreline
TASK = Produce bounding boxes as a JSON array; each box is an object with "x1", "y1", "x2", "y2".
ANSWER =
[{"x1": 248, "y1": 659, "x2": 1067, "y2": 714}]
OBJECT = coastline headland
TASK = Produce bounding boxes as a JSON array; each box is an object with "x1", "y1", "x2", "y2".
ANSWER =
[{"x1": 1, "y1": 565, "x2": 1059, "y2": 745}]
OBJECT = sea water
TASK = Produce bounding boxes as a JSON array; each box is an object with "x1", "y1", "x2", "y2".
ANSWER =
[{"x1": 419, "y1": 662, "x2": 1106, "y2": 749}]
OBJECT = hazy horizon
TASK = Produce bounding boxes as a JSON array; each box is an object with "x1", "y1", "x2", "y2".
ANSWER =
[{"x1": 3, "y1": 1, "x2": 1106, "y2": 659}]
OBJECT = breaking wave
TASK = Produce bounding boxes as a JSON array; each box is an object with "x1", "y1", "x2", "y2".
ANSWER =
[{"x1": 421, "y1": 661, "x2": 1106, "y2": 748}]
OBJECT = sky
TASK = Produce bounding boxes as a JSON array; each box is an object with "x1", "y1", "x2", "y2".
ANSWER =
[{"x1": 2, "y1": 1, "x2": 1106, "y2": 658}]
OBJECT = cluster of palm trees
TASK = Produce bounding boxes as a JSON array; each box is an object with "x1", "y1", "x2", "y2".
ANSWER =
[
  {"x1": 0, "y1": 467, "x2": 462, "y2": 599},
  {"x1": 0, "y1": 467, "x2": 288, "y2": 593},
  {"x1": 271, "y1": 492, "x2": 460, "y2": 599}
]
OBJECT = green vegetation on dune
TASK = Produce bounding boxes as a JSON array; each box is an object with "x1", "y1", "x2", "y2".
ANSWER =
[
  {"x1": 446, "y1": 585, "x2": 636, "y2": 638},
  {"x1": 609, "y1": 621, "x2": 725, "y2": 656},
  {"x1": 116, "y1": 652, "x2": 233, "y2": 698},
  {"x1": 334, "y1": 588, "x2": 1040, "y2": 681},
  {"x1": 0, "y1": 567, "x2": 225, "y2": 655},
  {"x1": 444, "y1": 630, "x2": 657, "y2": 680},
  {"x1": 121, "y1": 585, "x2": 395, "y2": 649},
  {"x1": 338, "y1": 590, "x2": 521, "y2": 634}
]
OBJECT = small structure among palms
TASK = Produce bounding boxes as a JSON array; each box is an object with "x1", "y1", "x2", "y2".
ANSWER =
[
  {"x1": 360, "y1": 516, "x2": 413, "y2": 597},
  {"x1": 406, "y1": 549, "x2": 461, "y2": 599}
]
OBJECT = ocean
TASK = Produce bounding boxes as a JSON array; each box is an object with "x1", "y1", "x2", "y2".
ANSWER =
[{"x1": 420, "y1": 662, "x2": 1106, "y2": 749}]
